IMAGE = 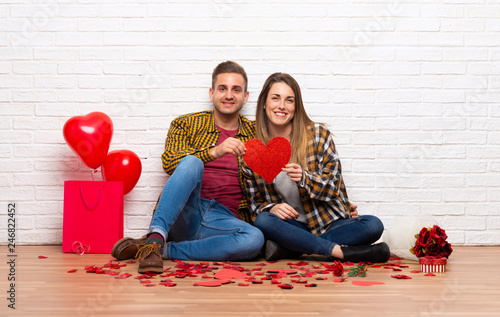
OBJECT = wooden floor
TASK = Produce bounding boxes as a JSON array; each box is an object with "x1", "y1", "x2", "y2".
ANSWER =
[{"x1": 1, "y1": 245, "x2": 499, "y2": 317}]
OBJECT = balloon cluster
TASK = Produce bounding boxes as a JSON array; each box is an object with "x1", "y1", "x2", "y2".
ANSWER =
[{"x1": 63, "y1": 112, "x2": 142, "y2": 195}]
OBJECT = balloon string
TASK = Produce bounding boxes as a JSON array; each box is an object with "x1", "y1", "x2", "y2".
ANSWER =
[{"x1": 91, "y1": 169, "x2": 99, "y2": 182}]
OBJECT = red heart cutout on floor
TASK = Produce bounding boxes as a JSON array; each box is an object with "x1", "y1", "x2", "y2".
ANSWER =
[
  {"x1": 214, "y1": 269, "x2": 248, "y2": 280},
  {"x1": 193, "y1": 280, "x2": 232, "y2": 287},
  {"x1": 244, "y1": 137, "x2": 291, "y2": 183},
  {"x1": 351, "y1": 281, "x2": 386, "y2": 287}
]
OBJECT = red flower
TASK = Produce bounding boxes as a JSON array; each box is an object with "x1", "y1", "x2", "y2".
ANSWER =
[
  {"x1": 410, "y1": 225, "x2": 453, "y2": 259},
  {"x1": 332, "y1": 260, "x2": 344, "y2": 277},
  {"x1": 441, "y1": 242, "x2": 453, "y2": 258},
  {"x1": 425, "y1": 242, "x2": 441, "y2": 256},
  {"x1": 430, "y1": 225, "x2": 448, "y2": 242},
  {"x1": 413, "y1": 243, "x2": 425, "y2": 257},
  {"x1": 416, "y1": 228, "x2": 431, "y2": 246}
]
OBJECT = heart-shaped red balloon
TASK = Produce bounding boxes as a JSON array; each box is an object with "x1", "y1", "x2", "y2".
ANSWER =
[
  {"x1": 63, "y1": 112, "x2": 113, "y2": 169},
  {"x1": 243, "y1": 137, "x2": 291, "y2": 184},
  {"x1": 101, "y1": 150, "x2": 142, "y2": 195}
]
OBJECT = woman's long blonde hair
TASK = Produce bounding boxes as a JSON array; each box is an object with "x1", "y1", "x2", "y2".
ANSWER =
[{"x1": 255, "y1": 73, "x2": 314, "y2": 167}]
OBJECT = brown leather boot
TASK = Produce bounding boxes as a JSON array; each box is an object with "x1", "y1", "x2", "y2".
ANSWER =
[
  {"x1": 136, "y1": 242, "x2": 164, "y2": 274},
  {"x1": 111, "y1": 236, "x2": 147, "y2": 261}
]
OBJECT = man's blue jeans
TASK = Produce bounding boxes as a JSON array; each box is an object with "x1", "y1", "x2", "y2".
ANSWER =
[
  {"x1": 254, "y1": 212, "x2": 384, "y2": 257},
  {"x1": 149, "y1": 155, "x2": 264, "y2": 261}
]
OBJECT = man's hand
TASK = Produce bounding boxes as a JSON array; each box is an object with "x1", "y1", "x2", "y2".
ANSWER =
[
  {"x1": 350, "y1": 204, "x2": 358, "y2": 219},
  {"x1": 282, "y1": 163, "x2": 303, "y2": 182},
  {"x1": 270, "y1": 203, "x2": 299, "y2": 220},
  {"x1": 209, "y1": 137, "x2": 246, "y2": 159}
]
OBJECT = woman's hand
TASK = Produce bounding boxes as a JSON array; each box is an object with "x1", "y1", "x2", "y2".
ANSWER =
[
  {"x1": 350, "y1": 204, "x2": 358, "y2": 219},
  {"x1": 282, "y1": 163, "x2": 303, "y2": 182},
  {"x1": 270, "y1": 203, "x2": 299, "y2": 220}
]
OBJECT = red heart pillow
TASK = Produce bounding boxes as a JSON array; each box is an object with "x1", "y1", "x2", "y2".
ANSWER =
[{"x1": 243, "y1": 137, "x2": 291, "y2": 183}]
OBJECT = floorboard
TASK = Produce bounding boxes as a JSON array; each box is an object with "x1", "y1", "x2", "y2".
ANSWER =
[{"x1": 1, "y1": 245, "x2": 499, "y2": 317}]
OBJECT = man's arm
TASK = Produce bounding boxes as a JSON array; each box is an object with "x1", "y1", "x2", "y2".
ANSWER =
[
  {"x1": 161, "y1": 114, "x2": 248, "y2": 175},
  {"x1": 161, "y1": 116, "x2": 214, "y2": 175}
]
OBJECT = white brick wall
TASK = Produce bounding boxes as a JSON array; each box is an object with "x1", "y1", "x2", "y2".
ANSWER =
[{"x1": 1, "y1": 0, "x2": 499, "y2": 246}]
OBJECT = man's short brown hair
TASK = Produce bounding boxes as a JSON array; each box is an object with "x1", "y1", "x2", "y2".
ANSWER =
[{"x1": 212, "y1": 61, "x2": 248, "y2": 92}]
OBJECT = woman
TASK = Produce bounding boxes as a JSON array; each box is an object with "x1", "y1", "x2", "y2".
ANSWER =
[{"x1": 242, "y1": 73, "x2": 390, "y2": 262}]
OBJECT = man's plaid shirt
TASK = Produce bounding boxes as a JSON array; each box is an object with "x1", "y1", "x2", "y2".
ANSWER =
[
  {"x1": 160, "y1": 110, "x2": 255, "y2": 223},
  {"x1": 242, "y1": 123, "x2": 352, "y2": 235}
]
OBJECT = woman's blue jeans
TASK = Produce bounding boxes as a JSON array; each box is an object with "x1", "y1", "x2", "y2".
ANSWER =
[
  {"x1": 254, "y1": 212, "x2": 384, "y2": 257},
  {"x1": 149, "y1": 155, "x2": 264, "y2": 261}
]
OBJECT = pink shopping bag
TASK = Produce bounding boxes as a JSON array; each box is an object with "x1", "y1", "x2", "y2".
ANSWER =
[{"x1": 63, "y1": 181, "x2": 123, "y2": 254}]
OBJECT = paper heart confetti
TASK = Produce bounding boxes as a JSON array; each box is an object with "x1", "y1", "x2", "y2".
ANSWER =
[
  {"x1": 391, "y1": 275, "x2": 412, "y2": 279},
  {"x1": 266, "y1": 269, "x2": 297, "y2": 275},
  {"x1": 278, "y1": 284, "x2": 294, "y2": 289},
  {"x1": 68, "y1": 256, "x2": 426, "y2": 291},
  {"x1": 244, "y1": 137, "x2": 291, "y2": 183}
]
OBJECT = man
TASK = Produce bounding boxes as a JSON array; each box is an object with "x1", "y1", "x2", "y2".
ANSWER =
[{"x1": 111, "y1": 61, "x2": 264, "y2": 273}]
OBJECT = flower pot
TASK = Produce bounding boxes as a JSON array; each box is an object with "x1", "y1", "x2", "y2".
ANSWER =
[{"x1": 419, "y1": 256, "x2": 447, "y2": 273}]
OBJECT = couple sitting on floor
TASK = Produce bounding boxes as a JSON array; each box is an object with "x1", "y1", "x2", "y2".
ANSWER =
[{"x1": 111, "y1": 61, "x2": 390, "y2": 273}]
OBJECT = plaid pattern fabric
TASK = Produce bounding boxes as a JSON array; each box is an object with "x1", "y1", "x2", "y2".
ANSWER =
[
  {"x1": 242, "y1": 123, "x2": 351, "y2": 235},
  {"x1": 157, "y1": 110, "x2": 255, "y2": 223}
]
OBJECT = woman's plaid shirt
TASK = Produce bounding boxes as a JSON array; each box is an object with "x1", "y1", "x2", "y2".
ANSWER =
[
  {"x1": 160, "y1": 110, "x2": 255, "y2": 223},
  {"x1": 242, "y1": 123, "x2": 352, "y2": 235}
]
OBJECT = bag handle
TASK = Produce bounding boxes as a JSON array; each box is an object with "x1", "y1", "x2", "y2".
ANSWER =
[{"x1": 80, "y1": 184, "x2": 104, "y2": 209}]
